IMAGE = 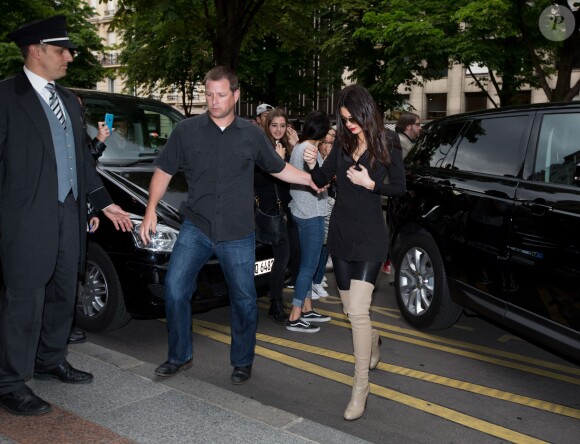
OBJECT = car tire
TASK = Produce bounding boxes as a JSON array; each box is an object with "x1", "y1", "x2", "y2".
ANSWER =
[
  {"x1": 394, "y1": 231, "x2": 462, "y2": 330},
  {"x1": 76, "y1": 242, "x2": 131, "y2": 332}
]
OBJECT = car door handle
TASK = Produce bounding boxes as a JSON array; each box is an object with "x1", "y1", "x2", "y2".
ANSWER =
[{"x1": 522, "y1": 199, "x2": 552, "y2": 215}]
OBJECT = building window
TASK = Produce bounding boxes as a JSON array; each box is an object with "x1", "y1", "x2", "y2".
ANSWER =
[
  {"x1": 167, "y1": 87, "x2": 179, "y2": 102},
  {"x1": 467, "y1": 63, "x2": 489, "y2": 75},
  {"x1": 107, "y1": 32, "x2": 116, "y2": 46},
  {"x1": 105, "y1": 0, "x2": 116, "y2": 15},
  {"x1": 426, "y1": 94, "x2": 447, "y2": 119},
  {"x1": 511, "y1": 91, "x2": 531, "y2": 106},
  {"x1": 101, "y1": 53, "x2": 118, "y2": 65},
  {"x1": 465, "y1": 93, "x2": 488, "y2": 112},
  {"x1": 108, "y1": 78, "x2": 115, "y2": 93}
]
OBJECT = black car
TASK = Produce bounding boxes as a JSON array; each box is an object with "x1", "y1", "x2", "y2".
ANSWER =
[
  {"x1": 66, "y1": 89, "x2": 274, "y2": 332},
  {"x1": 388, "y1": 101, "x2": 580, "y2": 361}
]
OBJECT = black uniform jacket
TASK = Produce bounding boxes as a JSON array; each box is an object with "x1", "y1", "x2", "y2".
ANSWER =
[
  {"x1": 310, "y1": 134, "x2": 406, "y2": 262},
  {"x1": 0, "y1": 72, "x2": 113, "y2": 289}
]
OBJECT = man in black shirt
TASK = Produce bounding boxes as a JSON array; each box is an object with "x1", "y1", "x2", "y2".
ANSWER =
[{"x1": 139, "y1": 66, "x2": 318, "y2": 384}]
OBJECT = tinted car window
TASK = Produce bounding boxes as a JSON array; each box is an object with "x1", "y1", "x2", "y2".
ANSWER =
[
  {"x1": 533, "y1": 113, "x2": 580, "y2": 186},
  {"x1": 452, "y1": 116, "x2": 527, "y2": 177},
  {"x1": 411, "y1": 121, "x2": 465, "y2": 168},
  {"x1": 82, "y1": 95, "x2": 183, "y2": 163}
]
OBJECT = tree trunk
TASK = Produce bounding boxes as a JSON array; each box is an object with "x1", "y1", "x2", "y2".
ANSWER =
[
  {"x1": 552, "y1": 29, "x2": 580, "y2": 102},
  {"x1": 212, "y1": 0, "x2": 267, "y2": 70}
]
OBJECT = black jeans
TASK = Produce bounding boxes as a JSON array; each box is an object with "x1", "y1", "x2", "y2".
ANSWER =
[{"x1": 269, "y1": 226, "x2": 291, "y2": 301}]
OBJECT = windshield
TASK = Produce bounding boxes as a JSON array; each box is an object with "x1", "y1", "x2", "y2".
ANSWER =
[{"x1": 82, "y1": 93, "x2": 184, "y2": 164}]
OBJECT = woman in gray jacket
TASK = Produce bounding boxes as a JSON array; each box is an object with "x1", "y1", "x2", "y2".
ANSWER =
[{"x1": 287, "y1": 111, "x2": 332, "y2": 333}]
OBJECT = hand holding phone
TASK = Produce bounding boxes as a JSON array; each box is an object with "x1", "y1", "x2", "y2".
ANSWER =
[{"x1": 104, "y1": 113, "x2": 114, "y2": 132}]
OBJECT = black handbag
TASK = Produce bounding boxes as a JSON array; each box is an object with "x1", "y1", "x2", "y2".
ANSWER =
[{"x1": 255, "y1": 184, "x2": 287, "y2": 246}]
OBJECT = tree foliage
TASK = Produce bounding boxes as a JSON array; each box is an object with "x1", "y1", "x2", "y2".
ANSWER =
[
  {"x1": 113, "y1": 0, "x2": 277, "y2": 115},
  {"x1": 357, "y1": 0, "x2": 580, "y2": 106},
  {"x1": 112, "y1": 0, "x2": 214, "y2": 116},
  {"x1": 0, "y1": 0, "x2": 106, "y2": 87},
  {"x1": 237, "y1": 0, "x2": 344, "y2": 113}
]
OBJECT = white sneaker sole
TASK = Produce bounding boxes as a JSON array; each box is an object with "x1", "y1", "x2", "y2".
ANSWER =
[
  {"x1": 286, "y1": 325, "x2": 320, "y2": 333},
  {"x1": 302, "y1": 316, "x2": 331, "y2": 323}
]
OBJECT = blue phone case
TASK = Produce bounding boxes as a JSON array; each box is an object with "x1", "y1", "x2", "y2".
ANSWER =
[{"x1": 104, "y1": 113, "x2": 114, "y2": 131}]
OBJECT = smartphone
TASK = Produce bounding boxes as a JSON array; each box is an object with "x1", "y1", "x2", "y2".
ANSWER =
[{"x1": 104, "y1": 113, "x2": 114, "y2": 132}]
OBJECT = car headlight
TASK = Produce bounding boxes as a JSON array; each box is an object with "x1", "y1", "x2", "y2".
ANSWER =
[{"x1": 131, "y1": 219, "x2": 179, "y2": 253}]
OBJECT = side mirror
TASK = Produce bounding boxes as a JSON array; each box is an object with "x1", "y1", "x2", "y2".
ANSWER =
[{"x1": 574, "y1": 163, "x2": 580, "y2": 186}]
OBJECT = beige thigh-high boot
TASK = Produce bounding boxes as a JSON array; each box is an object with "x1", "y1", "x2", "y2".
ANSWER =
[
  {"x1": 338, "y1": 289, "x2": 350, "y2": 315},
  {"x1": 344, "y1": 279, "x2": 374, "y2": 420},
  {"x1": 370, "y1": 329, "x2": 382, "y2": 370}
]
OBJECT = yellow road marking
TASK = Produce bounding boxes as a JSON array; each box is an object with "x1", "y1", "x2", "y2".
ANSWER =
[
  {"x1": 192, "y1": 322, "x2": 547, "y2": 444},
  {"x1": 259, "y1": 301, "x2": 580, "y2": 378},
  {"x1": 333, "y1": 319, "x2": 580, "y2": 386},
  {"x1": 194, "y1": 319, "x2": 580, "y2": 420}
]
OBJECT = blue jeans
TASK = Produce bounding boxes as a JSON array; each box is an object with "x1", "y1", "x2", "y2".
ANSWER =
[
  {"x1": 313, "y1": 244, "x2": 328, "y2": 285},
  {"x1": 292, "y1": 215, "x2": 325, "y2": 308},
  {"x1": 164, "y1": 220, "x2": 257, "y2": 367}
]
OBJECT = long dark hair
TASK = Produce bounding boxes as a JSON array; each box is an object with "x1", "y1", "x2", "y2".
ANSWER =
[
  {"x1": 263, "y1": 108, "x2": 292, "y2": 155},
  {"x1": 298, "y1": 110, "x2": 331, "y2": 144},
  {"x1": 335, "y1": 85, "x2": 391, "y2": 167}
]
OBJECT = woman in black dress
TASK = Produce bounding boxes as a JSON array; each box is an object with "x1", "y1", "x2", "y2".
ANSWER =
[{"x1": 303, "y1": 85, "x2": 406, "y2": 420}]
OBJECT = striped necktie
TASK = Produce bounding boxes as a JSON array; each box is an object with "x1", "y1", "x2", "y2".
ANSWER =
[{"x1": 45, "y1": 83, "x2": 66, "y2": 128}]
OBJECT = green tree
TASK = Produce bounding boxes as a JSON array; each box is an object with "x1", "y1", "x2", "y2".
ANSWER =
[
  {"x1": 357, "y1": 0, "x2": 580, "y2": 107},
  {"x1": 112, "y1": 0, "x2": 213, "y2": 116},
  {"x1": 0, "y1": 0, "x2": 106, "y2": 87},
  {"x1": 320, "y1": 0, "x2": 400, "y2": 111},
  {"x1": 237, "y1": 0, "x2": 344, "y2": 114},
  {"x1": 211, "y1": 0, "x2": 268, "y2": 68},
  {"x1": 113, "y1": 0, "x2": 275, "y2": 115},
  {"x1": 515, "y1": 0, "x2": 580, "y2": 102}
]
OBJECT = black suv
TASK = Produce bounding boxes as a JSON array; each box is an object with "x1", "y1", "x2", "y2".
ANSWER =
[{"x1": 388, "y1": 101, "x2": 580, "y2": 361}]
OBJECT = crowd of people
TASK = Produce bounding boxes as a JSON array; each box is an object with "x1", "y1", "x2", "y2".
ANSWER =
[{"x1": 0, "y1": 14, "x2": 419, "y2": 423}]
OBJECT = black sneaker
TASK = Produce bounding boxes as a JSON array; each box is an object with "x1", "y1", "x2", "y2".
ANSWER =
[
  {"x1": 285, "y1": 318, "x2": 320, "y2": 333},
  {"x1": 301, "y1": 310, "x2": 331, "y2": 323}
]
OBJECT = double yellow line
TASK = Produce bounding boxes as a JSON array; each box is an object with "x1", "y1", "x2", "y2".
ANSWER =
[{"x1": 191, "y1": 316, "x2": 580, "y2": 444}]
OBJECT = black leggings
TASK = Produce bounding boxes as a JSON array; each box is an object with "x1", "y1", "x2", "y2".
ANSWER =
[{"x1": 332, "y1": 255, "x2": 382, "y2": 291}]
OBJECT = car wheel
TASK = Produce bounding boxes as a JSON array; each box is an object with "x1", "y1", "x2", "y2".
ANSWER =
[
  {"x1": 76, "y1": 242, "x2": 131, "y2": 332},
  {"x1": 394, "y1": 231, "x2": 462, "y2": 330}
]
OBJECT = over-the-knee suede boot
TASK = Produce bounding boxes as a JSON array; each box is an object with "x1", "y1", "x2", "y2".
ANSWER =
[
  {"x1": 370, "y1": 329, "x2": 382, "y2": 370},
  {"x1": 338, "y1": 288, "x2": 350, "y2": 315},
  {"x1": 344, "y1": 279, "x2": 374, "y2": 420}
]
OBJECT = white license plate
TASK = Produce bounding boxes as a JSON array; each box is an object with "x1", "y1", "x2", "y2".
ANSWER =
[{"x1": 255, "y1": 258, "x2": 274, "y2": 276}]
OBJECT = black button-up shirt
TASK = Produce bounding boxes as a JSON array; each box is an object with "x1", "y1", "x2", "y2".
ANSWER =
[{"x1": 156, "y1": 113, "x2": 286, "y2": 241}]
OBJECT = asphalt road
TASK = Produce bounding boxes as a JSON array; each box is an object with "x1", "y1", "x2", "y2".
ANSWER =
[{"x1": 87, "y1": 271, "x2": 580, "y2": 444}]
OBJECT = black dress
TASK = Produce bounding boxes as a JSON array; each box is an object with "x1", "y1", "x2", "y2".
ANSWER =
[{"x1": 310, "y1": 134, "x2": 406, "y2": 262}]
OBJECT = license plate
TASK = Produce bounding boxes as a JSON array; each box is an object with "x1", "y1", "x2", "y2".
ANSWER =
[{"x1": 255, "y1": 258, "x2": 274, "y2": 276}]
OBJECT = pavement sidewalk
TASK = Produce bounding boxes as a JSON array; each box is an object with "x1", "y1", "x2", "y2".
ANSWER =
[{"x1": 0, "y1": 342, "x2": 368, "y2": 444}]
